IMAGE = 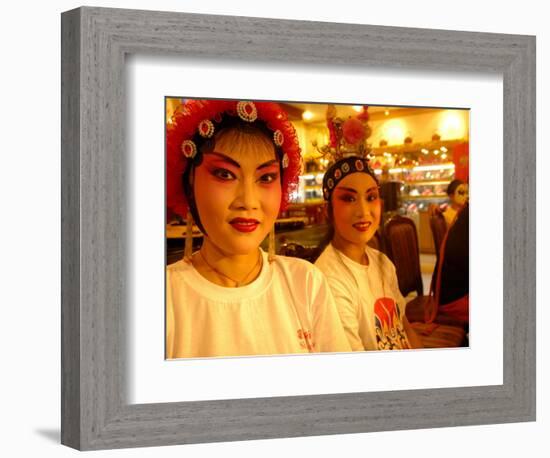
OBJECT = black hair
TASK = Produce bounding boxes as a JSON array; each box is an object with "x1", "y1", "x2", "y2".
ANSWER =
[
  {"x1": 312, "y1": 201, "x2": 335, "y2": 262},
  {"x1": 446, "y1": 179, "x2": 465, "y2": 196}
]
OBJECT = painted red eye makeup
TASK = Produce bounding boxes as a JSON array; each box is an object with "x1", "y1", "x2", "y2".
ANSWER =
[
  {"x1": 202, "y1": 154, "x2": 240, "y2": 181},
  {"x1": 209, "y1": 167, "x2": 236, "y2": 181},
  {"x1": 258, "y1": 173, "x2": 280, "y2": 184},
  {"x1": 366, "y1": 191, "x2": 380, "y2": 202},
  {"x1": 256, "y1": 163, "x2": 280, "y2": 184},
  {"x1": 334, "y1": 187, "x2": 357, "y2": 202},
  {"x1": 336, "y1": 193, "x2": 355, "y2": 202}
]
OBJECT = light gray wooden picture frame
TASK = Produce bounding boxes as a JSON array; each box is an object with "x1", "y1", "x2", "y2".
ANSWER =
[{"x1": 61, "y1": 6, "x2": 536, "y2": 451}]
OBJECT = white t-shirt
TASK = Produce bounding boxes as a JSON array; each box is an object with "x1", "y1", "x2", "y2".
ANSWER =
[
  {"x1": 315, "y1": 244, "x2": 411, "y2": 351},
  {"x1": 166, "y1": 250, "x2": 351, "y2": 358}
]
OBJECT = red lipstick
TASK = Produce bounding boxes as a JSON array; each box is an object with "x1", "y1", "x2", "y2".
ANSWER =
[
  {"x1": 229, "y1": 218, "x2": 260, "y2": 233},
  {"x1": 353, "y1": 221, "x2": 372, "y2": 232}
]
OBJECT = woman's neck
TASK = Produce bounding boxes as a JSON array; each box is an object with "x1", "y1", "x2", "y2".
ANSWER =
[
  {"x1": 450, "y1": 202, "x2": 462, "y2": 211},
  {"x1": 331, "y1": 234, "x2": 369, "y2": 265},
  {"x1": 193, "y1": 238, "x2": 262, "y2": 287}
]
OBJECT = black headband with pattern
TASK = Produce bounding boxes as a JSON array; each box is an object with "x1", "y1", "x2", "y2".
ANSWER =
[{"x1": 322, "y1": 156, "x2": 379, "y2": 201}]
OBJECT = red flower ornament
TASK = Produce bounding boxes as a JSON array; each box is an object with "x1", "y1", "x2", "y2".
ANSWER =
[{"x1": 342, "y1": 118, "x2": 365, "y2": 145}]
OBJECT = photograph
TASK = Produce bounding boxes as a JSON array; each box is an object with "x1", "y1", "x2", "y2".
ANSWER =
[
  {"x1": 165, "y1": 98, "x2": 470, "y2": 359},
  {"x1": 0, "y1": 0, "x2": 538, "y2": 455}
]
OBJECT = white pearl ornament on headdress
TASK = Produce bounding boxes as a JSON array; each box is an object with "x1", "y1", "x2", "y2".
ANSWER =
[
  {"x1": 273, "y1": 129, "x2": 284, "y2": 147},
  {"x1": 181, "y1": 140, "x2": 197, "y2": 158},
  {"x1": 282, "y1": 153, "x2": 289, "y2": 169},
  {"x1": 236, "y1": 101, "x2": 258, "y2": 122},
  {"x1": 198, "y1": 119, "x2": 215, "y2": 138},
  {"x1": 180, "y1": 101, "x2": 289, "y2": 166}
]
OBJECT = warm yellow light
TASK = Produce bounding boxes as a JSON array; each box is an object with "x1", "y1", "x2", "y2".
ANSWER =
[
  {"x1": 441, "y1": 153, "x2": 447, "y2": 159},
  {"x1": 384, "y1": 110, "x2": 390, "y2": 116},
  {"x1": 302, "y1": 111, "x2": 314, "y2": 121},
  {"x1": 440, "y1": 146, "x2": 448, "y2": 153},
  {"x1": 352, "y1": 105, "x2": 363, "y2": 112},
  {"x1": 439, "y1": 111, "x2": 466, "y2": 139},
  {"x1": 413, "y1": 163, "x2": 455, "y2": 172},
  {"x1": 383, "y1": 120, "x2": 406, "y2": 145}
]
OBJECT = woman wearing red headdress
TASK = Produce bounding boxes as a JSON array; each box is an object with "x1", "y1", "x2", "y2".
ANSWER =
[{"x1": 166, "y1": 99, "x2": 350, "y2": 359}]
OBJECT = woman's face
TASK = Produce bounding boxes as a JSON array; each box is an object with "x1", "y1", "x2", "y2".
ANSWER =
[
  {"x1": 192, "y1": 131, "x2": 282, "y2": 256},
  {"x1": 331, "y1": 172, "x2": 381, "y2": 247},
  {"x1": 451, "y1": 183, "x2": 469, "y2": 206}
]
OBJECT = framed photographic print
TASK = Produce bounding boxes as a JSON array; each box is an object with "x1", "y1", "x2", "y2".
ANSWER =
[{"x1": 61, "y1": 6, "x2": 535, "y2": 450}]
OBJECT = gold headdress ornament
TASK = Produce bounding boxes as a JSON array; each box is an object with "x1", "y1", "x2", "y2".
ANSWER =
[
  {"x1": 312, "y1": 105, "x2": 378, "y2": 201},
  {"x1": 312, "y1": 104, "x2": 373, "y2": 161}
]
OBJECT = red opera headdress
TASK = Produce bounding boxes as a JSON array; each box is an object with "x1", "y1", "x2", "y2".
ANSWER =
[{"x1": 166, "y1": 99, "x2": 302, "y2": 219}]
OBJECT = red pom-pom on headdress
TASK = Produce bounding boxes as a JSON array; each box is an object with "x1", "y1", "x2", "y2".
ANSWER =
[{"x1": 166, "y1": 99, "x2": 302, "y2": 219}]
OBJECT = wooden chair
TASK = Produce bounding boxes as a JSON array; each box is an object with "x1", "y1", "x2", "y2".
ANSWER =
[
  {"x1": 367, "y1": 228, "x2": 384, "y2": 252},
  {"x1": 383, "y1": 216, "x2": 423, "y2": 296},
  {"x1": 383, "y1": 215, "x2": 466, "y2": 348}
]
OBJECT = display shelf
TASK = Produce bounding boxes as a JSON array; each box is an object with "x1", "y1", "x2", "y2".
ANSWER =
[
  {"x1": 404, "y1": 194, "x2": 447, "y2": 199},
  {"x1": 405, "y1": 180, "x2": 451, "y2": 186}
]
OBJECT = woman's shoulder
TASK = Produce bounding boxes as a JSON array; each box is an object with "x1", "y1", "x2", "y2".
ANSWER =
[
  {"x1": 273, "y1": 254, "x2": 321, "y2": 277},
  {"x1": 166, "y1": 258, "x2": 194, "y2": 281},
  {"x1": 270, "y1": 254, "x2": 330, "y2": 296},
  {"x1": 313, "y1": 244, "x2": 339, "y2": 272},
  {"x1": 366, "y1": 246, "x2": 396, "y2": 272}
]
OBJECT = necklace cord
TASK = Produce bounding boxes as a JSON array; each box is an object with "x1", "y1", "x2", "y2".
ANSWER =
[{"x1": 198, "y1": 249, "x2": 262, "y2": 287}]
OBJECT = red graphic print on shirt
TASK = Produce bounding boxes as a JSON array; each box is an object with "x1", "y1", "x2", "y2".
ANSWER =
[
  {"x1": 297, "y1": 329, "x2": 315, "y2": 351},
  {"x1": 374, "y1": 297, "x2": 410, "y2": 350}
]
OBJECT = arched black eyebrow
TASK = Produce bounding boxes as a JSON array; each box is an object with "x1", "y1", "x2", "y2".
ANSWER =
[
  {"x1": 205, "y1": 152, "x2": 240, "y2": 168},
  {"x1": 335, "y1": 187, "x2": 357, "y2": 194},
  {"x1": 257, "y1": 159, "x2": 279, "y2": 170},
  {"x1": 206, "y1": 152, "x2": 278, "y2": 170}
]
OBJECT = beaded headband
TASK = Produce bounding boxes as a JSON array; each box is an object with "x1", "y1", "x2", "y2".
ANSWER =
[
  {"x1": 322, "y1": 156, "x2": 378, "y2": 201},
  {"x1": 166, "y1": 99, "x2": 302, "y2": 219}
]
